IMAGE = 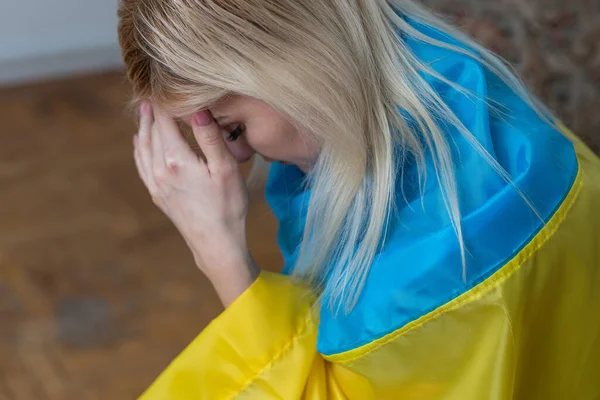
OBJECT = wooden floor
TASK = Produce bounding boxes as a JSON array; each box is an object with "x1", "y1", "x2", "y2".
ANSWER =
[{"x1": 0, "y1": 72, "x2": 282, "y2": 400}]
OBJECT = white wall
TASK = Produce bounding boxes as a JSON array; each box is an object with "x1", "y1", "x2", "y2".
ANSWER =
[{"x1": 0, "y1": 0, "x2": 123, "y2": 85}]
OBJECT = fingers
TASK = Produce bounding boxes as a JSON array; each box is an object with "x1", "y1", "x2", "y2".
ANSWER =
[
  {"x1": 153, "y1": 108, "x2": 197, "y2": 170},
  {"x1": 151, "y1": 123, "x2": 166, "y2": 185},
  {"x1": 133, "y1": 137, "x2": 149, "y2": 187},
  {"x1": 134, "y1": 103, "x2": 236, "y2": 203},
  {"x1": 136, "y1": 103, "x2": 156, "y2": 192},
  {"x1": 191, "y1": 110, "x2": 236, "y2": 173},
  {"x1": 139, "y1": 102, "x2": 153, "y2": 134}
]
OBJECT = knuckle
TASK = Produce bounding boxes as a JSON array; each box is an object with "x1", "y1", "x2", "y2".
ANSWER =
[
  {"x1": 200, "y1": 131, "x2": 222, "y2": 147},
  {"x1": 166, "y1": 160, "x2": 181, "y2": 174},
  {"x1": 222, "y1": 162, "x2": 237, "y2": 175},
  {"x1": 213, "y1": 161, "x2": 237, "y2": 179},
  {"x1": 149, "y1": 186, "x2": 162, "y2": 199},
  {"x1": 164, "y1": 151, "x2": 184, "y2": 170},
  {"x1": 151, "y1": 195, "x2": 162, "y2": 205},
  {"x1": 153, "y1": 167, "x2": 169, "y2": 184},
  {"x1": 139, "y1": 129, "x2": 152, "y2": 144},
  {"x1": 141, "y1": 139, "x2": 152, "y2": 152}
]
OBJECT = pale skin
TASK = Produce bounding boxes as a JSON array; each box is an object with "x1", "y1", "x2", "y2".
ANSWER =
[{"x1": 133, "y1": 97, "x2": 319, "y2": 306}]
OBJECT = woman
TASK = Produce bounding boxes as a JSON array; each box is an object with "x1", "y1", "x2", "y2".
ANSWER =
[{"x1": 118, "y1": 0, "x2": 600, "y2": 398}]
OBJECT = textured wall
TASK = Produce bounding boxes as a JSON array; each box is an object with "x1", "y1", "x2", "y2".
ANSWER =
[{"x1": 424, "y1": 0, "x2": 600, "y2": 151}]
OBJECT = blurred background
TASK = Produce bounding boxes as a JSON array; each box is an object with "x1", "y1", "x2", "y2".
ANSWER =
[{"x1": 0, "y1": 0, "x2": 598, "y2": 399}]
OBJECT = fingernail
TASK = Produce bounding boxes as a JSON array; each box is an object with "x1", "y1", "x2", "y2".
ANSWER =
[{"x1": 194, "y1": 111, "x2": 212, "y2": 127}]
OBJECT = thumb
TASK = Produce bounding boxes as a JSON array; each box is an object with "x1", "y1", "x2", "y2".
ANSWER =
[{"x1": 192, "y1": 110, "x2": 235, "y2": 170}]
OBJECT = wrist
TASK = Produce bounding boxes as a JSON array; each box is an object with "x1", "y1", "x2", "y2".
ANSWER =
[{"x1": 201, "y1": 250, "x2": 259, "y2": 307}]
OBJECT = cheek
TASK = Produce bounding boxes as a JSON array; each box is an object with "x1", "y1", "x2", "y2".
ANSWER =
[{"x1": 245, "y1": 120, "x2": 295, "y2": 156}]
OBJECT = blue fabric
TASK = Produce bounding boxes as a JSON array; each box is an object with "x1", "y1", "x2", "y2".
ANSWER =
[{"x1": 265, "y1": 20, "x2": 578, "y2": 356}]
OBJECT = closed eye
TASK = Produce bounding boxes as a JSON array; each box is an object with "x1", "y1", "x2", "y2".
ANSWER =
[{"x1": 227, "y1": 124, "x2": 245, "y2": 142}]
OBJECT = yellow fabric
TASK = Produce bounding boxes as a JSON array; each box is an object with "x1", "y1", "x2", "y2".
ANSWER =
[
  {"x1": 140, "y1": 272, "x2": 319, "y2": 399},
  {"x1": 328, "y1": 138, "x2": 600, "y2": 400},
  {"x1": 140, "y1": 138, "x2": 600, "y2": 400}
]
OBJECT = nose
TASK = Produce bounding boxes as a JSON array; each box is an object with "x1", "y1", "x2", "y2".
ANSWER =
[{"x1": 222, "y1": 132, "x2": 255, "y2": 163}]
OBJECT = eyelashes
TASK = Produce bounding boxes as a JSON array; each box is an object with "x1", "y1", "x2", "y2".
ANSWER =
[{"x1": 227, "y1": 124, "x2": 245, "y2": 142}]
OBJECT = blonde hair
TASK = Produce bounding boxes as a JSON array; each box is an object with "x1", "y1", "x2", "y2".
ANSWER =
[{"x1": 118, "y1": 0, "x2": 553, "y2": 313}]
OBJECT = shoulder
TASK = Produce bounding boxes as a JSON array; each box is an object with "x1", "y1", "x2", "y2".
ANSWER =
[
  {"x1": 317, "y1": 22, "x2": 579, "y2": 356},
  {"x1": 318, "y1": 131, "x2": 578, "y2": 357}
]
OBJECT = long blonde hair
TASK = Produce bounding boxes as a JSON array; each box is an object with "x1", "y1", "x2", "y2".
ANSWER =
[{"x1": 118, "y1": 0, "x2": 552, "y2": 313}]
